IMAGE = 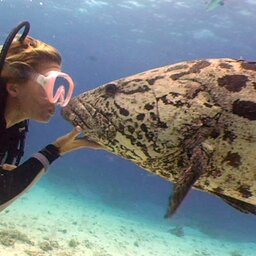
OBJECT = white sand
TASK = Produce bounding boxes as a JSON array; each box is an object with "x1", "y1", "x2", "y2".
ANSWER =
[{"x1": 0, "y1": 181, "x2": 255, "y2": 256}]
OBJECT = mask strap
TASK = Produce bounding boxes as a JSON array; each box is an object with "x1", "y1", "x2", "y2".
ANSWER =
[{"x1": 0, "y1": 21, "x2": 30, "y2": 77}]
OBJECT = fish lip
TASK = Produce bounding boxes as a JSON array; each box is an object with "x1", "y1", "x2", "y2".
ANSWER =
[{"x1": 61, "y1": 106, "x2": 92, "y2": 131}]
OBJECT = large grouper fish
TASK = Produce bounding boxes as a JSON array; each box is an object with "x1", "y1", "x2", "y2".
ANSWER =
[{"x1": 62, "y1": 58, "x2": 256, "y2": 218}]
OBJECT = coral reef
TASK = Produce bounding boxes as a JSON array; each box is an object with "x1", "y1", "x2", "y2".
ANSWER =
[
  {"x1": 38, "y1": 240, "x2": 59, "y2": 251},
  {"x1": 0, "y1": 228, "x2": 33, "y2": 246}
]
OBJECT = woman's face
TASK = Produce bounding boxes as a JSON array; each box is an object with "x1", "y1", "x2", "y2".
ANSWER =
[{"x1": 16, "y1": 62, "x2": 61, "y2": 123}]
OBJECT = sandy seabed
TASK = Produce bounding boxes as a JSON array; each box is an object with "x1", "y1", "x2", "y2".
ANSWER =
[{"x1": 0, "y1": 181, "x2": 255, "y2": 256}]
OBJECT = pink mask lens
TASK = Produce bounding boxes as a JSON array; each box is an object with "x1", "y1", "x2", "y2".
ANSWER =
[{"x1": 36, "y1": 71, "x2": 75, "y2": 107}]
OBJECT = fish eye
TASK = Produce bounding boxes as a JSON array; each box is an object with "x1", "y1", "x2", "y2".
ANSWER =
[{"x1": 105, "y1": 83, "x2": 118, "y2": 96}]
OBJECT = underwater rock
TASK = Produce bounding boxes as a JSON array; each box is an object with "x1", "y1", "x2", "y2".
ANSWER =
[
  {"x1": 38, "y1": 240, "x2": 57, "y2": 251},
  {"x1": 0, "y1": 229, "x2": 33, "y2": 246},
  {"x1": 168, "y1": 225, "x2": 184, "y2": 237},
  {"x1": 84, "y1": 239, "x2": 94, "y2": 249},
  {"x1": 68, "y1": 238, "x2": 79, "y2": 248},
  {"x1": 38, "y1": 241, "x2": 52, "y2": 251}
]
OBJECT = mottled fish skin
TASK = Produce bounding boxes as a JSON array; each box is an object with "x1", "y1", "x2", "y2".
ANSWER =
[{"x1": 62, "y1": 58, "x2": 256, "y2": 215}]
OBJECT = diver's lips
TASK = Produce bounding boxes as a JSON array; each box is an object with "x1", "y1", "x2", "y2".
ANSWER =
[{"x1": 48, "y1": 109, "x2": 55, "y2": 116}]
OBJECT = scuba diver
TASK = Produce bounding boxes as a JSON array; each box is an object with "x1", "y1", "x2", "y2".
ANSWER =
[{"x1": 0, "y1": 21, "x2": 101, "y2": 211}]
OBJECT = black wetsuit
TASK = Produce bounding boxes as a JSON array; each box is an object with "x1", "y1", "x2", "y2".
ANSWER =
[
  {"x1": 0, "y1": 143, "x2": 59, "y2": 210},
  {"x1": 0, "y1": 95, "x2": 60, "y2": 210}
]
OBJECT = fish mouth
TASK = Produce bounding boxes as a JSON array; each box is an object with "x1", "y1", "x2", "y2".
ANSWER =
[
  {"x1": 61, "y1": 96, "x2": 118, "y2": 148},
  {"x1": 61, "y1": 106, "x2": 103, "y2": 148},
  {"x1": 61, "y1": 105, "x2": 75, "y2": 124},
  {"x1": 61, "y1": 103, "x2": 91, "y2": 130}
]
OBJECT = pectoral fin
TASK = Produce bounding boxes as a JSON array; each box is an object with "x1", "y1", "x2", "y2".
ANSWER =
[{"x1": 165, "y1": 146, "x2": 209, "y2": 218}]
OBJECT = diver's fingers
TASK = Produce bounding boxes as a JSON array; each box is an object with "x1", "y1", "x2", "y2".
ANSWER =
[
  {"x1": 53, "y1": 126, "x2": 103, "y2": 155},
  {"x1": 1, "y1": 164, "x2": 17, "y2": 171},
  {"x1": 67, "y1": 126, "x2": 83, "y2": 140}
]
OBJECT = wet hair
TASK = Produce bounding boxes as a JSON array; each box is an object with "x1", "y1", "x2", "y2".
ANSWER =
[{"x1": 1, "y1": 35, "x2": 62, "y2": 84}]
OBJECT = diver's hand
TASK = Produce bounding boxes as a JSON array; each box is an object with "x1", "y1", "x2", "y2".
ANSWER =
[
  {"x1": 0, "y1": 164, "x2": 17, "y2": 171},
  {"x1": 53, "y1": 126, "x2": 102, "y2": 155}
]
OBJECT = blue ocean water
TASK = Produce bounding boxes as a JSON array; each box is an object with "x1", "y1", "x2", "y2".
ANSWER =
[{"x1": 1, "y1": 0, "x2": 256, "y2": 255}]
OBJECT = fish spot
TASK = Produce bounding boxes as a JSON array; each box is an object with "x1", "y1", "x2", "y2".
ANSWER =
[
  {"x1": 219, "y1": 62, "x2": 233, "y2": 69},
  {"x1": 209, "y1": 129, "x2": 220, "y2": 139},
  {"x1": 149, "y1": 112, "x2": 158, "y2": 121},
  {"x1": 137, "y1": 113, "x2": 145, "y2": 121},
  {"x1": 131, "y1": 78, "x2": 144, "y2": 83},
  {"x1": 170, "y1": 92, "x2": 181, "y2": 98},
  {"x1": 114, "y1": 102, "x2": 130, "y2": 117},
  {"x1": 213, "y1": 187, "x2": 224, "y2": 194},
  {"x1": 238, "y1": 184, "x2": 252, "y2": 198},
  {"x1": 241, "y1": 61, "x2": 256, "y2": 71},
  {"x1": 204, "y1": 180, "x2": 210, "y2": 186},
  {"x1": 119, "y1": 124, "x2": 125, "y2": 132},
  {"x1": 186, "y1": 85, "x2": 202, "y2": 99},
  {"x1": 137, "y1": 134, "x2": 143, "y2": 140},
  {"x1": 223, "y1": 130, "x2": 237, "y2": 143},
  {"x1": 189, "y1": 60, "x2": 211, "y2": 73},
  {"x1": 146, "y1": 76, "x2": 165, "y2": 85},
  {"x1": 203, "y1": 102, "x2": 213, "y2": 108},
  {"x1": 177, "y1": 158, "x2": 185, "y2": 168},
  {"x1": 166, "y1": 64, "x2": 189, "y2": 72},
  {"x1": 122, "y1": 79, "x2": 143, "y2": 86},
  {"x1": 140, "y1": 123, "x2": 148, "y2": 133},
  {"x1": 208, "y1": 168, "x2": 222, "y2": 178},
  {"x1": 128, "y1": 125, "x2": 135, "y2": 134},
  {"x1": 232, "y1": 100, "x2": 256, "y2": 120},
  {"x1": 218, "y1": 75, "x2": 248, "y2": 92},
  {"x1": 158, "y1": 95, "x2": 169, "y2": 104},
  {"x1": 121, "y1": 84, "x2": 151, "y2": 94},
  {"x1": 144, "y1": 103, "x2": 154, "y2": 111},
  {"x1": 158, "y1": 121, "x2": 168, "y2": 128},
  {"x1": 170, "y1": 72, "x2": 189, "y2": 80},
  {"x1": 223, "y1": 152, "x2": 241, "y2": 168},
  {"x1": 119, "y1": 108, "x2": 129, "y2": 116}
]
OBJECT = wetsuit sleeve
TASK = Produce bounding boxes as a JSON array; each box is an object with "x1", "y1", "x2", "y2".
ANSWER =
[{"x1": 0, "y1": 144, "x2": 60, "y2": 210}]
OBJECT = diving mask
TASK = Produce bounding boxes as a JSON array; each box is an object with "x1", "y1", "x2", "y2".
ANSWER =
[{"x1": 35, "y1": 71, "x2": 75, "y2": 107}]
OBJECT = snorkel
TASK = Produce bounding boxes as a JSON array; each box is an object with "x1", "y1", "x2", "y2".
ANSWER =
[
  {"x1": 0, "y1": 21, "x2": 75, "y2": 107},
  {"x1": 0, "y1": 21, "x2": 30, "y2": 76}
]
